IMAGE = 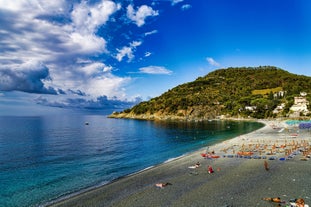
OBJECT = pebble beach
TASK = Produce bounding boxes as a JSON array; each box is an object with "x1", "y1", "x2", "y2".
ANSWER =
[{"x1": 48, "y1": 120, "x2": 311, "y2": 207}]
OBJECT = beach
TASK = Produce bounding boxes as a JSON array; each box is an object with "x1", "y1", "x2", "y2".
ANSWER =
[{"x1": 48, "y1": 120, "x2": 311, "y2": 207}]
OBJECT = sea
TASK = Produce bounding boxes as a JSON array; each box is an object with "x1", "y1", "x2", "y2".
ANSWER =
[{"x1": 0, "y1": 110, "x2": 263, "y2": 207}]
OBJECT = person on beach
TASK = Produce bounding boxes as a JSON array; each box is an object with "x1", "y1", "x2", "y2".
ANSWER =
[
  {"x1": 262, "y1": 197, "x2": 285, "y2": 203},
  {"x1": 290, "y1": 198, "x2": 309, "y2": 207},
  {"x1": 188, "y1": 162, "x2": 201, "y2": 169},
  {"x1": 264, "y1": 160, "x2": 269, "y2": 171},
  {"x1": 155, "y1": 182, "x2": 172, "y2": 188},
  {"x1": 208, "y1": 165, "x2": 214, "y2": 174}
]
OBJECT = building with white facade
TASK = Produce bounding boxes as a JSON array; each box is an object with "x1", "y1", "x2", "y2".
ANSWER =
[{"x1": 290, "y1": 92, "x2": 309, "y2": 115}]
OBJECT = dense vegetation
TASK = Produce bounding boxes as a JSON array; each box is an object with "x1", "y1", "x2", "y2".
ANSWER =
[{"x1": 112, "y1": 66, "x2": 311, "y2": 120}]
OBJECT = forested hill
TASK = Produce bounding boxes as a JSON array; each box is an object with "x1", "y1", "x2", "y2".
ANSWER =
[{"x1": 110, "y1": 66, "x2": 311, "y2": 120}]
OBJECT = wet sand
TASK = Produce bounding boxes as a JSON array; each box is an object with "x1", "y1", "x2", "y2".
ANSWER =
[{"x1": 48, "y1": 120, "x2": 311, "y2": 207}]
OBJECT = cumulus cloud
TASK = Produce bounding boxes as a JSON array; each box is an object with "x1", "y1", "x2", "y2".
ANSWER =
[
  {"x1": 206, "y1": 57, "x2": 221, "y2": 67},
  {"x1": 127, "y1": 4, "x2": 159, "y2": 27},
  {"x1": 0, "y1": 0, "x2": 169, "y2": 110},
  {"x1": 139, "y1": 66, "x2": 172, "y2": 75},
  {"x1": 0, "y1": 0, "x2": 133, "y2": 101},
  {"x1": 77, "y1": 62, "x2": 113, "y2": 76},
  {"x1": 84, "y1": 74, "x2": 131, "y2": 99},
  {"x1": 71, "y1": 1, "x2": 120, "y2": 35},
  {"x1": 116, "y1": 41, "x2": 142, "y2": 62},
  {"x1": 0, "y1": 0, "x2": 68, "y2": 15},
  {"x1": 0, "y1": 60, "x2": 57, "y2": 94},
  {"x1": 66, "y1": 33, "x2": 107, "y2": 54}
]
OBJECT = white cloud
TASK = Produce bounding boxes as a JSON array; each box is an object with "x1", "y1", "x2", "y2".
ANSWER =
[
  {"x1": 68, "y1": 33, "x2": 107, "y2": 54},
  {"x1": 116, "y1": 46, "x2": 133, "y2": 62},
  {"x1": 130, "y1": 41, "x2": 142, "y2": 47},
  {"x1": 0, "y1": 0, "x2": 132, "y2": 101},
  {"x1": 206, "y1": 57, "x2": 220, "y2": 67},
  {"x1": 45, "y1": 62, "x2": 130, "y2": 101},
  {"x1": 71, "y1": 1, "x2": 120, "y2": 35},
  {"x1": 181, "y1": 4, "x2": 192, "y2": 10},
  {"x1": 145, "y1": 52, "x2": 152, "y2": 57},
  {"x1": 103, "y1": 65, "x2": 113, "y2": 73},
  {"x1": 0, "y1": 0, "x2": 68, "y2": 15},
  {"x1": 139, "y1": 66, "x2": 172, "y2": 75},
  {"x1": 116, "y1": 41, "x2": 142, "y2": 62},
  {"x1": 77, "y1": 62, "x2": 112, "y2": 76},
  {"x1": 84, "y1": 74, "x2": 131, "y2": 99},
  {"x1": 127, "y1": 4, "x2": 159, "y2": 27},
  {"x1": 171, "y1": 0, "x2": 184, "y2": 6},
  {"x1": 145, "y1": 30, "x2": 158, "y2": 36}
]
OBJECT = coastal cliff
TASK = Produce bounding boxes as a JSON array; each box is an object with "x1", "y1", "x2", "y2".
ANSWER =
[{"x1": 109, "y1": 66, "x2": 311, "y2": 121}]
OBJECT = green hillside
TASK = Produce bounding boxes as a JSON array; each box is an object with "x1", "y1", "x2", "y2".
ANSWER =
[{"x1": 110, "y1": 66, "x2": 311, "y2": 120}]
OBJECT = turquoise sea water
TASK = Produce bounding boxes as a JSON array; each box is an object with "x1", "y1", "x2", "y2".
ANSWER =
[{"x1": 0, "y1": 111, "x2": 263, "y2": 207}]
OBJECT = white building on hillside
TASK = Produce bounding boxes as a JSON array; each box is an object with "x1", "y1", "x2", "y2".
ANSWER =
[
  {"x1": 290, "y1": 92, "x2": 309, "y2": 115},
  {"x1": 273, "y1": 103, "x2": 285, "y2": 114}
]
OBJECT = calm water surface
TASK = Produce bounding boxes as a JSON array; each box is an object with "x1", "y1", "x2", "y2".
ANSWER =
[{"x1": 0, "y1": 112, "x2": 263, "y2": 207}]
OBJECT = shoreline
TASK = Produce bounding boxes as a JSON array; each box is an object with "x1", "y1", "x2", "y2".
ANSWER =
[{"x1": 47, "y1": 120, "x2": 311, "y2": 207}]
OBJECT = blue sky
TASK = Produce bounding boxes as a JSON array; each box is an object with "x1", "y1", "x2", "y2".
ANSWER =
[{"x1": 1, "y1": 0, "x2": 311, "y2": 115}]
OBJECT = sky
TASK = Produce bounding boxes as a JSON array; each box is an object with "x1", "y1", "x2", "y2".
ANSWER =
[{"x1": 1, "y1": 0, "x2": 311, "y2": 115}]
